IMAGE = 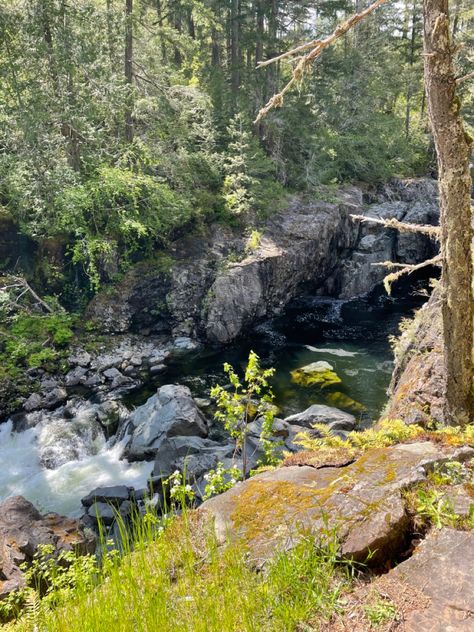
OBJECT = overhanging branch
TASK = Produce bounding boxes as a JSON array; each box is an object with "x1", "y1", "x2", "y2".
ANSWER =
[
  {"x1": 255, "y1": 0, "x2": 388, "y2": 123},
  {"x1": 350, "y1": 214, "x2": 440, "y2": 239},
  {"x1": 372, "y1": 254, "x2": 442, "y2": 294}
]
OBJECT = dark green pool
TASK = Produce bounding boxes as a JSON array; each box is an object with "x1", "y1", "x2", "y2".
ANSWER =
[{"x1": 125, "y1": 278, "x2": 430, "y2": 422}]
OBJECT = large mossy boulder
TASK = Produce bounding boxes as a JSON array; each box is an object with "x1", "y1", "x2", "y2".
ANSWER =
[
  {"x1": 199, "y1": 441, "x2": 474, "y2": 567},
  {"x1": 290, "y1": 361, "x2": 342, "y2": 388}
]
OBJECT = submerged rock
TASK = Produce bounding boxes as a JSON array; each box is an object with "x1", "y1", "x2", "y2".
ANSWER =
[
  {"x1": 290, "y1": 361, "x2": 342, "y2": 388},
  {"x1": 0, "y1": 496, "x2": 95, "y2": 599},
  {"x1": 323, "y1": 391, "x2": 367, "y2": 415}
]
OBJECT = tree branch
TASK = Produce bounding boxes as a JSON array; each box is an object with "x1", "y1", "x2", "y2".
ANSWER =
[
  {"x1": 456, "y1": 70, "x2": 474, "y2": 85},
  {"x1": 350, "y1": 213, "x2": 440, "y2": 239},
  {"x1": 0, "y1": 275, "x2": 54, "y2": 313},
  {"x1": 372, "y1": 254, "x2": 442, "y2": 294},
  {"x1": 255, "y1": 0, "x2": 388, "y2": 123}
]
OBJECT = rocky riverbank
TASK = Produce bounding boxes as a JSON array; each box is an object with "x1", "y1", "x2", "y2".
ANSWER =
[{"x1": 0, "y1": 177, "x2": 439, "y2": 423}]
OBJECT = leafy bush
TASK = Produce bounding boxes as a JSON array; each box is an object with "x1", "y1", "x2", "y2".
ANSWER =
[
  {"x1": 56, "y1": 166, "x2": 192, "y2": 289},
  {"x1": 210, "y1": 351, "x2": 280, "y2": 478},
  {"x1": 2, "y1": 313, "x2": 75, "y2": 371}
]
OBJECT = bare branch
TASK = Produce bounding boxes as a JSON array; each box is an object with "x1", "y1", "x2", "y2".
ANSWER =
[
  {"x1": 0, "y1": 275, "x2": 54, "y2": 313},
  {"x1": 255, "y1": 0, "x2": 388, "y2": 123},
  {"x1": 350, "y1": 214, "x2": 440, "y2": 239},
  {"x1": 456, "y1": 70, "x2": 474, "y2": 85},
  {"x1": 256, "y1": 40, "x2": 321, "y2": 68},
  {"x1": 371, "y1": 255, "x2": 442, "y2": 294}
]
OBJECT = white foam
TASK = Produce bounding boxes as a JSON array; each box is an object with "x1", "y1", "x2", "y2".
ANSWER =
[
  {"x1": 0, "y1": 420, "x2": 153, "y2": 517},
  {"x1": 304, "y1": 345, "x2": 360, "y2": 357}
]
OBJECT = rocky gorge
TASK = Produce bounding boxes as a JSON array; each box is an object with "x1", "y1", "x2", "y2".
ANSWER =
[{"x1": 2, "y1": 177, "x2": 459, "y2": 607}]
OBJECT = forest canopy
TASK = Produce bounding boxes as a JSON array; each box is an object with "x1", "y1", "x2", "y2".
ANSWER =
[{"x1": 0, "y1": 0, "x2": 473, "y2": 296}]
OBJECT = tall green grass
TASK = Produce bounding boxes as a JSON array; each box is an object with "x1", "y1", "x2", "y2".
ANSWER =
[{"x1": 2, "y1": 505, "x2": 353, "y2": 632}]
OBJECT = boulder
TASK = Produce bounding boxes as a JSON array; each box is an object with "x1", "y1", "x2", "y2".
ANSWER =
[
  {"x1": 81, "y1": 485, "x2": 132, "y2": 508},
  {"x1": 124, "y1": 385, "x2": 209, "y2": 460},
  {"x1": 151, "y1": 436, "x2": 234, "y2": 482},
  {"x1": 199, "y1": 441, "x2": 474, "y2": 566},
  {"x1": 290, "y1": 361, "x2": 341, "y2": 388},
  {"x1": 0, "y1": 496, "x2": 95, "y2": 599},
  {"x1": 386, "y1": 528, "x2": 474, "y2": 631},
  {"x1": 283, "y1": 405, "x2": 356, "y2": 432}
]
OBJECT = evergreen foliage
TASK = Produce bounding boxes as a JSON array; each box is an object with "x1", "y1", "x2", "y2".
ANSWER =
[{"x1": 2, "y1": 0, "x2": 467, "y2": 299}]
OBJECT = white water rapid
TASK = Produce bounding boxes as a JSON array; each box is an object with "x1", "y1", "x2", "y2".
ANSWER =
[{"x1": 0, "y1": 411, "x2": 153, "y2": 517}]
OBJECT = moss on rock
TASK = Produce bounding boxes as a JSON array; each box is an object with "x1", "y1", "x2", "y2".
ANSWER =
[{"x1": 290, "y1": 361, "x2": 342, "y2": 389}]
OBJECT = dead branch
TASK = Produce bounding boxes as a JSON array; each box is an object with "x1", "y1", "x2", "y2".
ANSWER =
[
  {"x1": 0, "y1": 275, "x2": 54, "y2": 313},
  {"x1": 350, "y1": 214, "x2": 440, "y2": 239},
  {"x1": 456, "y1": 70, "x2": 474, "y2": 85},
  {"x1": 255, "y1": 0, "x2": 388, "y2": 123},
  {"x1": 371, "y1": 254, "x2": 442, "y2": 294}
]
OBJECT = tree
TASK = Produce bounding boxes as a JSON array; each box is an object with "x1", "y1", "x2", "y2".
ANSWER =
[
  {"x1": 255, "y1": 0, "x2": 473, "y2": 426},
  {"x1": 124, "y1": 0, "x2": 134, "y2": 143},
  {"x1": 210, "y1": 351, "x2": 278, "y2": 479},
  {"x1": 423, "y1": 0, "x2": 474, "y2": 425}
]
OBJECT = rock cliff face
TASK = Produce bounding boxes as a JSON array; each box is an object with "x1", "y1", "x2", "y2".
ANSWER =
[
  {"x1": 386, "y1": 288, "x2": 444, "y2": 425},
  {"x1": 87, "y1": 178, "x2": 439, "y2": 345}
]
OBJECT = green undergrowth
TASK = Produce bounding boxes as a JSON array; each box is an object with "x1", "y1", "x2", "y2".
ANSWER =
[
  {"x1": 285, "y1": 418, "x2": 474, "y2": 468},
  {"x1": 2, "y1": 508, "x2": 354, "y2": 632},
  {"x1": 0, "y1": 312, "x2": 75, "y2": 375},
  {"x1": 404, "y1": 459, "x2": 474, "y2": 531}
]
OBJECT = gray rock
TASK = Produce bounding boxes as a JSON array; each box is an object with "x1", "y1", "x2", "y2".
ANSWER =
[
  {"x1": 65, "y1": 366, "x2": 88, "y2": 386},
  {"x1": 83, "y1": 374, "x2": 103, "y2": 388},
  {"x1": 96, "y1": 400, "x2": 128, "y2": 432},
  {"x1": 69, "y1": 351, "x2": 91, "y2": 367},
  {"x1": 125, "y1": 384, "x2": 209, "y2": 460},
  {"x1": 151, "y1": 436, "x2": 234, "y2": 481},
  {"x1": 173, "y1": 337, "x2": 199, "y2": 350},
  {"x1": 23, "y1": 392, "x2": 43, "y2": 412},
  {"x1": 88, "y1": 502, "x2": 117, "y2": 526},
  {"x1": 129, "y1": 355, "x2": 143, "y2": 367},
  {"x1": 103, "y1": 367, "x2": 122, "y2": 380},
  {"x1": 43, "y1": 387, "x2": 68, "y2": 409},
  {"x1": 283, "y1": 405, "x2": 356, "y2": 431},
  {"x1": 123, "y1": 365, "x2": 138, "y2": 377},
  {"x1": 81, "y1": 485, "x2": 131, "y2": 508}
]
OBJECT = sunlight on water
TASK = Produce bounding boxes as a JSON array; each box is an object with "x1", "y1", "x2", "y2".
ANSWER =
[{"x1": 0, "y1": 420, "x2": 153, "y2": 517}]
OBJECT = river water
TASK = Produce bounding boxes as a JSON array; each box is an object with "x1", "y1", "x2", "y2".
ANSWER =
[{"x1": 0, "y1": 280, "x2": 429, "y2": 517}]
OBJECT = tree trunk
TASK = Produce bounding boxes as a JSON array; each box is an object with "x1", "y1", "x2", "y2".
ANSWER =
[
  {"x1": 124, "y1": 0, "x2": 134, "y2": 143},
  {"x1": 404, "y1": 0, "x2": 418, "y2": 138},
  {"x1": 230, "y1": 0, "x2": 241, "y2": 97},
  {"x1": 423, "y1": 0, "x2": 474, "y2": 425}
]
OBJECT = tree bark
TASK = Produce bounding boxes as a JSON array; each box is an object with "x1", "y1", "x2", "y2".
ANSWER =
[
  {"x1": 230, "y1": 0, "x2": 241, "y2": 97},
  {"x1": 124, "y1": 0, "x2": 134, "y2": 143},
  {"x1": 423, "y1": 0, "x2": 474, "y2": 425}
]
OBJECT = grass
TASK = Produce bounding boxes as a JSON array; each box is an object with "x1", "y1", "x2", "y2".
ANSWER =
[{"x1": 2, "y1": 508, "x2": 353, "y2": 632}]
